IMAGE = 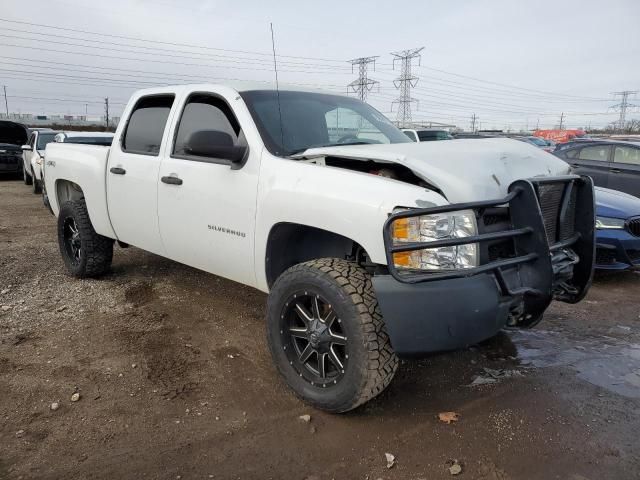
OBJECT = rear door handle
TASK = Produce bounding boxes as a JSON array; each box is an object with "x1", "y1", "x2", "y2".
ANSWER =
[
  {"x1": 610, "y1": 168, "x2": 621, "y2": 173},
  {"x1": 110, "y1": 167, "x2": 126, "y2": 175},
  {"x1": 571, "y1": 163, "x2": 580, "y2": 168},
  {"x1": 161, "y1": 175, "x2": 183, "y2": 185}
]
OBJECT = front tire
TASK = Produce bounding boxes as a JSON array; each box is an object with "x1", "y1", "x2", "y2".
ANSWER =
[
  {"x1": 32, "y1": 169, "x2": 42, "y2": 194},
  {"x1": 23, "y1": 166, "x2": 32, "y2": 185},
  {"x1": 57, "y1": 199, "x2": 113, "y2": 278},
  {"x1": 267, "y1": 258, "x2": 398, "y2": 413}
]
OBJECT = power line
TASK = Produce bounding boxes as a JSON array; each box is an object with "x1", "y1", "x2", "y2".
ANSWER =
[
  {"x1": 0, "y1": 17, "x2": 348, "y2": 64},
  {"x1": 0, "y1": 27, "x2": 352, "y2": 72},
  {"x1": 391, "y1": 47, "x2": 424, "y2": 127},
  {"x1": 0, "y1": 34, "x2": 352, "y2": 75},
  {"x1": 347, "y1": 56, "x2": 379, "y2": 102}
]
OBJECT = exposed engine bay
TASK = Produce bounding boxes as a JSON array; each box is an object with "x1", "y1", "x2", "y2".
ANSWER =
[{"x1": 300, "y1": 155, "x2": 445, "y2": 196}]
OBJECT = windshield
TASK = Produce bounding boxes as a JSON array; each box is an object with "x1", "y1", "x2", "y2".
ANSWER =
[
  {"x1": 36, "y1": 132, "x2": 57, "y2": 150},
  {"x1": 64, "y1": 136, "x2": 113, "y2": 146},
  {"x1": 417, "y1": 130, "x2": 452, "y2": 141},
  {"x1": 240, "y1": 90, "x2": 411, "y2": 156},
  {"x1": 528, "y1": 137, "x2": 547, "y2": 146}
]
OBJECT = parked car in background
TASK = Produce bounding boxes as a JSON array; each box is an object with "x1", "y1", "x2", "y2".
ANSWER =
[
  {"x1": 22, "y1": 129, "x2": 58, "y2": 193},
  {"x1": 402, "y1": 129, "x2": 453, "y2": 142},
  {"x1": 553, "y1": 140, "x2": 640, "y2": 197},
  {"x1": 0, "y1": 120, "x2": 29, "y2": 178},
  {"x1": 534, "y1": 129, "x2": 589, "y2": 144},
  {"x1": 513, "y1": 136, "x2": 555, "y2": 152},
  {"x1": 594, "y1": 187, "x2": 640, "y2": 270}
]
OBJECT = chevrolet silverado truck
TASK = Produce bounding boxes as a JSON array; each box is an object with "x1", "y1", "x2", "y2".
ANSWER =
[{"x1": 44, "y1": 84, "x2": 595, "y2": 412}]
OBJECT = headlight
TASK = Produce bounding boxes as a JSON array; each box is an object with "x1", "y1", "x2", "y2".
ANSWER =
[
  {"x1": 391, "y1": 209, "x2": 478, "y2": 271},
  {"x1": 595, "y1": 216, "x2": 625, "y2": 229}
]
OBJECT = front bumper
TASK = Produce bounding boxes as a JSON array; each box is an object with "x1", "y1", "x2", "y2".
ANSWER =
[
  {"x1": 595, "y1": 229, "x2": 640, "y2": 270},
  {"x1": 374, "y1": 175, "x2": 595, "y2": 356},
  {"x1": 0, "y1": 153, "x2": 22, "y2": 173}
]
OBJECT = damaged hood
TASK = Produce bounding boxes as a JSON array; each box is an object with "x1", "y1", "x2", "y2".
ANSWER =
[{"x1": 296, "y1": 138, "x2": 571, "y2": 203}]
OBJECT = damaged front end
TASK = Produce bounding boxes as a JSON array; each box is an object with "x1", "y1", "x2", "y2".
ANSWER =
[{"x1": 373, "y1": 175, "x2": 595, "y2": 356}]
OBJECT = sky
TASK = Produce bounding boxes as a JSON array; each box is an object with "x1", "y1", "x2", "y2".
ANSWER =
[{"x1": 1, "y1": 0, "x2": 639, "y2": 130}]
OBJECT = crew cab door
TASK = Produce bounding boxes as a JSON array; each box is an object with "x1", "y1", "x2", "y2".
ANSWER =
[
  {"x1": 608, "y1": 145, "x2": 640, "y2": 197},
  {"x1": 157, "y1": 92, "x2": 260, "y2": 287},
  {"x1": 106, "y1": 94, "x2": 177, "y2": 255}
]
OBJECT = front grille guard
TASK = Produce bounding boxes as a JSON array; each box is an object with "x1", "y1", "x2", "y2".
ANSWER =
[{"x1": 382, "y1": 175, "x2": 595, "y2": 306}]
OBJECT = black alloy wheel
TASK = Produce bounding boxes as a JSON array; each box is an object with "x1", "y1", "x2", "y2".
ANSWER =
[{"x1": 280, "y1": 291, "x2": 348, "y2": 387}]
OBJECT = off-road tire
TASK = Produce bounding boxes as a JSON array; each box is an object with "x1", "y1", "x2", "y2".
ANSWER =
[
  {"x1": 57, "y1": 199, "x2": 113, "y2": 278},
  {"x1": 32, "y1": 169, "x2": 42, "y2": 194},
  {"x1": 23, "y1": 166, "x2": 32, "y2": 185},
  {"x1": 267, "y1": 258, "x2": 398, "y2": 413}
]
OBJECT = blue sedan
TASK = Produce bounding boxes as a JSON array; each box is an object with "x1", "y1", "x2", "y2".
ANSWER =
[{"x1": 595, "y1": 187, "x2": 640, "y2": 270}]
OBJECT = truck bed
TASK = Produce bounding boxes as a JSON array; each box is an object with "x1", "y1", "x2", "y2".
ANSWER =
[{"x1": 44, "y1": 143, "x2": 116, "y2": 239}]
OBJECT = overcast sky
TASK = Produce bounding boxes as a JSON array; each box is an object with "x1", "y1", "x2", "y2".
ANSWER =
[{"x1": 1, "y1": 0, "x2": 639, "y2": 130}]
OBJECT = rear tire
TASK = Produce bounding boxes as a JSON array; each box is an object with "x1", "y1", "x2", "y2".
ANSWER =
[
  {"x1": 32, "y1": 169, "x2": 42, "y2": 194},
  {"x1": 266, "y1": 258, "x2": 398, "y2": 413},
  {"x1": 57, "y1": 199, "x2": 113, "y2": 278},
  {"x1": 23, "y1": 166, "x2": 32, "y2": 185}
]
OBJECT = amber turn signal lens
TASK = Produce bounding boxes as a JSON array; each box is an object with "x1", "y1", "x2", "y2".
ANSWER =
[{"x1": 392, "y1": 218, "x2": 410, "y2": 240}]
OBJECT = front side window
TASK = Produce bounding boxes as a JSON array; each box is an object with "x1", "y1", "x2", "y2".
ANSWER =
[
  {"x1": 173, "y1": 94, "x2": 245, "y2": 158},
  {"x1": 578, "y1": 145, "x2": 611, "y2": 162},
  {"x1": 613, "y1": 146, "x2": 640, "y2": 166},
  {"x1": 240, "y1": 90, "x2": 410, "y2": 156},
  {"x1": 122, "y1": 95, "x2": 174, "y2": 155}
]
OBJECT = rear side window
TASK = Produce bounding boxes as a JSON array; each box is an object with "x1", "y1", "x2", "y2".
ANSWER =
[
  {"x1": 172, "y1": 94, "x2": 245, "y2": 158},
  {"x1": 122, "y1": 95, "x2": 174, "y2": 155},
  {"x1": 613, "y1": 146, "x2": 640, "y2": 166},
  {"x1": 578, "y1": 145, "x2": 611, "y2": 162}
]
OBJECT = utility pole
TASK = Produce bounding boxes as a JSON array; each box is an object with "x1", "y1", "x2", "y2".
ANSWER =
[
  {"x1": 3, "y1": 86, "x2": 8, "y2": 116},
  {"x1": 610, "y1": 90, "x2": 638, "y2": 133},
  {"x1": 104, "y1": 97, "x2": 109, "y2": 129},
  {"x1": 558, "y1": 112, "x2": 565, "y2": 130},
  {"x1": 391, "y1": 47, "x2": 424, "y2": 128},
  {"x1": 470, "y1": 113, "x2": 478, "y2": 132},
  {"x1": 347, "y1": 56, "x2": 379, "y2": 103}
]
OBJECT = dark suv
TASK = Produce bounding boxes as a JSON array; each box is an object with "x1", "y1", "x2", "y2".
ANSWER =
[
  {"x1": 553, "y1": 140, "x2": 640, "y2": 197},
  {"x1": 0, "y1": 120, "x2": 29, "y2": 177}
]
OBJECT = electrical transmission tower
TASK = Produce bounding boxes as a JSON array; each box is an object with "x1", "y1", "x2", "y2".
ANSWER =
[
  {"x1": 347, "y1": 56, "x2": 379, "y2": 102},
  {"x1": 470, "y1": 113, "x2": 478, "y2": 132},
  {"x1": 610, "y1": 91, "x2": 638, "y2": 132},
  {"x1": 391, "y1": 47, "x2": 424, "y2": 128}
]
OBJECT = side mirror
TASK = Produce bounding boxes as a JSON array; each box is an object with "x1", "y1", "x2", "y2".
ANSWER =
[
  {"x1": 185, "y1": 130, "x2": 247, "y2": 164},
  {"x1": 21, "y1": 145, "x2": 32, "y2": 151}
]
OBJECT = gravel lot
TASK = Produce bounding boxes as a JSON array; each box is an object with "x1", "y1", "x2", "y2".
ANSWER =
[{"x1": 1, "y1": 178, "x2": 640, "y2": 480}]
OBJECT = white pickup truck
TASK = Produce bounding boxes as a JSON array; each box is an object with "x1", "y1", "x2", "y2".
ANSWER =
[{"x1": 44, "y1": 84, "x2": 595, "y2": 412}]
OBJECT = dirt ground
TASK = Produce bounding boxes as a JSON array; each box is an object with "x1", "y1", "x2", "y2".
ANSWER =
[{"x1": 1, "y1": 178, "x2": 639, "y2": 480}]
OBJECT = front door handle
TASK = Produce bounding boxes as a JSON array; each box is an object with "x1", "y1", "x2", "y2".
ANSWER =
[
  {"x1": 110, "y1": 167, "x2": 126, "y2": 175},
  {"x1": 571, "y1": 163, "x2": 580, "y2": 168},
  {"x1": 610, "y1": 168, "x2": 621, "y2": 173},
  {"x1": 161, "y1": 175, "x2": 183, "y2": 186}
]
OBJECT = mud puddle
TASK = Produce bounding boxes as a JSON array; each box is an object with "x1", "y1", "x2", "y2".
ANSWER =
[{"x1": 510, "y1": 328, "x2": 640, "y2": 398}]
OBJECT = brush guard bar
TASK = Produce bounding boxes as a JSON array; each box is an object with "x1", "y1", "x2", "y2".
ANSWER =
[{"x1": 382, "y1": 175, "x2": 595, "y2": 323}]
